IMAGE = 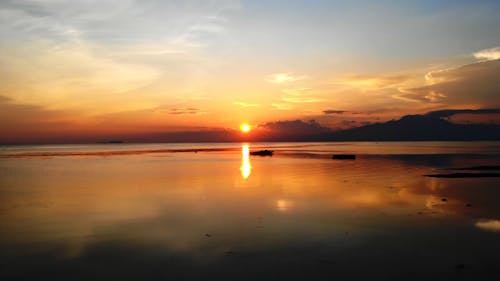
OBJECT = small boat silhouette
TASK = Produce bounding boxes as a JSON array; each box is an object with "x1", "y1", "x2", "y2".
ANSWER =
[
  {"x1": 250, "y1": 150, "x2": 274, "y2": 156},
  {"x1": 332, "y1": 154, "x2": 356, "y2": 160}
]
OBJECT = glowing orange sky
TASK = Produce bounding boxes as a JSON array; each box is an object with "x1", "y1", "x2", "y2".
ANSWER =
[{"x1": 1, "y1": 1, "x2": 500, "y2": 143}]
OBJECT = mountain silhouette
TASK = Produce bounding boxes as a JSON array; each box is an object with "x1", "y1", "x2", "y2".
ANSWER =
[{"x1": 329, "y1": 114, "x2": 500, "y2": 141}]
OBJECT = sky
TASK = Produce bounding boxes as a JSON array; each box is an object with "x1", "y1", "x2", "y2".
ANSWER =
[{"x1": 1, "y1": 0, "x2": 500, "y2": 143}]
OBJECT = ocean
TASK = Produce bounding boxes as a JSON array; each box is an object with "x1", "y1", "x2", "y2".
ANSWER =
[{"x1": 1, "y1": 142, "x2": 499, "y2": 280}]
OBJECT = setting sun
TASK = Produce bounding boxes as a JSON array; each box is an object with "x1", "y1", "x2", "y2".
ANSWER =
[
  {"x1": 1, "y1": 1, "x2": 500, "y2": 281},
  {"x1": 240, "y1": 123, "x2": 251, "y2": 133}
]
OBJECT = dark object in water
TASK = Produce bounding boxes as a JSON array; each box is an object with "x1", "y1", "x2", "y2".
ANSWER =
[
  {"x1": 443, "y1": 165, "x2": 500, "y2": 171},
  {"x1": 332, "y1": 154, "x2": 356, "y2": 160},
  {"x1": 101, "y1": 140, "x2": 124, "y2": 144},
  {"x1": 424, "y1": 173, "x2": 500, "y2": 178},
  {"x1": 441, "y1": 198, "x2": 447, "y2": 202},
  {"x1": 466, "y1": 203, "x2": 472, "y2": 207},
  {"x1": 250, "y1": 150, "x2": 274, "y2": 156}
]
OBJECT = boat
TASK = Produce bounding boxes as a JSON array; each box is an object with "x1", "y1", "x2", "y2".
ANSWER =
[
  {"x1": 332, "y1": 154, "x2": 356, "y2": 160},
  {"x1": 250, "y1": 150, "x2": 274, "y2": 156}
]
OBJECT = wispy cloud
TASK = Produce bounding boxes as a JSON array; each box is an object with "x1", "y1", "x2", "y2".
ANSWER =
[
  {"x1": 394, "y1": 89, "x2": 447, "y2": 103},
  {"x1": 395, "y1": 58, "x2": 500, "y2": 106},
  {"x1": 267, "y1": 73, "x2": 306, "y2": 84},
  {"x1": 473, "y1": 47, "x2": 500, "y2": 61},
  {"x1": 233, "y1": 101, "x2": 260, "y2": 107},
  {"x1": 281, "y1": 88, "x2": 324, "y2": 103},
  {"x1": 426, "y1": 108, "x2": 500, "y2": 118},
  {"x1": 424, "y1": 67, "x2": 459, "y2": 84},
  {"x1": 339, "y1": 75, "x2": 409, "y2": 89},
  {"x1": 0, "y1": 0, "x2": 239, "y2": 111},
  {"x1": 167, "y1": 108, "x2": 204, "y2": 115},
  {"x1": 282, "y1": 96, "x2": 324, "y2": 103},
  {"x1": 271, "y1": 103, "x2": 294, "y2": 110},
  {"x1": 323, "y1": 110, "x2": 346, "y2": 114},
  {"x1": 259, "y1": 120, "x2": 331, "y2": 135}
]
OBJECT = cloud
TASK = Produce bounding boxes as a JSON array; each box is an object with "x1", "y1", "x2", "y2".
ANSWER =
[
  {"x1": 0, "y1": 0, "x2": 239, "y2": 45},
  {"x1": 0, "y1": 97, "x2": 215, "y2": 143},
  {"x1": 340, "y1": 120, "x2": 372, "y2": 127},
  {"x1": 425, "y1": 108, "x2": 500, "y2": 118},
  {"x1": 233, "y1": 101, "x2": 260, "y2": 107},
  {"x1": 271, "y1": 103, "x2": 294, "y2": 110},
  {"x1": 323, "y1": 110, "x2": 346, "y2": 115},
  {"x1": 394, "y1": 90, "x2": 447, "y2": 103},
  {"x1": 267, "y1": 73, "x2": 305, "y2": 84},
  {"x1": 281, "y1": 88, "x2": 324, "y2": 103},
  {"x1": 473, "y1": 47, "x2": 500, "y2": 61},
  {"x1": 475, "y1": 219, "x2": 500, "y2": 232},
  {"x1": 167, "y1": 108, "x2": 202, "y2": 115},
  {"x1": 0, "y1": 39, "x2": 162, "y2": 111},
  {"x1": 307, "y1": 110, "x2": 377, "y2": 130},
  {"x1": 395, "y1": 59, "x2": 500, "y2": 106},
  {"x1": 0, "y1": 95, "x2": 83, "y2": 143},
  {"x1": 259, "y1": 119, "x2": 331, "y2": 136},
  {"x1": 282, "y1": 96, "x2": 324, "y2": 103},
  {"x1": 339, "y1": 75, "x2": 409, "y2": 89},
  {"x1": 0, "y1": 0, "x2": 239, "y2": 112}
]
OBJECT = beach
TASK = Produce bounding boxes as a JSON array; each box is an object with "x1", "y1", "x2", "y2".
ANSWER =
[{"x1": 1, "y1": 141, "x2": 500, "y2": 280}]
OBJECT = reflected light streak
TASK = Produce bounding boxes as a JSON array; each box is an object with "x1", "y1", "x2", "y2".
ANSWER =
[
  {"x1": 276, "y1": 199, "x2": 294, "y2": 212},
  {"x1": 476, "y1": 219, "x2": 500, "y2": 232},
  {"x1": 240, "y1": 144, "x2": 251, "y2": 179}
]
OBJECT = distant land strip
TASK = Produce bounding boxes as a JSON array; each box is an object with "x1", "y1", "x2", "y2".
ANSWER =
[{"x1": 425, "y1": 173, "x2": 500, "y2": 178}]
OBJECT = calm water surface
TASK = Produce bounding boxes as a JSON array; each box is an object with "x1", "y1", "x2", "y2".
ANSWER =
[{"x1": 1, "y1": 142, "x2": 499, "y2": 280}]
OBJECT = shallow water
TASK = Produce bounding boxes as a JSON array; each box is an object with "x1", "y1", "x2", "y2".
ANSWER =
[{"x1": 1, "y1": 142, "x2": 499, "y2": 280}]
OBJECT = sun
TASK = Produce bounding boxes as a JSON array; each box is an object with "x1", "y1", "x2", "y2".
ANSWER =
[{"x1": 240, "y1": 123, "x2": 251, "y2": 133}]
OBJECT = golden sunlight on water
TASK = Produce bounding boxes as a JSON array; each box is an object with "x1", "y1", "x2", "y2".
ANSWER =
[
  {"x1": 240, "y1": 144, "x2": 251, "y2": 179},
  {"x1": 0, "y1": 142, "x2": 499, "y2": 281}
]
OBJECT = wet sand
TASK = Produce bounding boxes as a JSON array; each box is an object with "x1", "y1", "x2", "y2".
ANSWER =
[{"x1": 1, "y1": 142, "x2": 499, "y2": 280}]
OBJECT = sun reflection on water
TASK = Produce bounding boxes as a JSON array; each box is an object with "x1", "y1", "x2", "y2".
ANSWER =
[
  {"x1": 240, "y1": 144, "x2": 251, "y2": 179},
  {"x1": 276, "y1": 199, "x2": 293, "y2": 212}
]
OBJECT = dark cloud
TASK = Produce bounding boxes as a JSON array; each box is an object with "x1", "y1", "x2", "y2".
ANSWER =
[
  {"x1": 425, "y1": 108, "x2": 500, "y2": 118},
  {"x1": 260, "y1": 120, "x2": 331, "y2": 135},
  {"x1": 323, "y1": 110, "x2": 346, "y2": 115},
  {"x1": 396, "y1": 59, "x2": 500, "y2": 106},
  {"x1": 340, "y1": 120, "x2": 372, "y2": 126},
  {"x1": 341, "y1": 120, "x2": 356, "y2": 125}
]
